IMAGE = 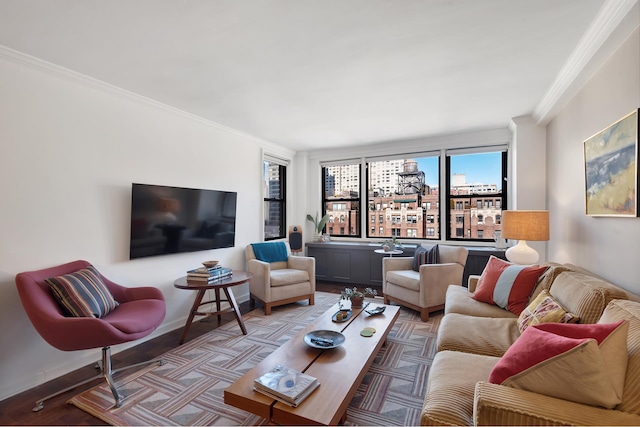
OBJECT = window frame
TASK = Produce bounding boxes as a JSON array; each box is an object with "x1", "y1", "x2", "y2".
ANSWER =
[
  {"x1": 315, "y1": 141, "x2": 508, "y2": 244},
  {"x1": 445, "y1": 149, "x2": 508, "y2": 243},
  {"x1": 263, "y1": 159, "x2": 287, "y2": 241},
  {"x1": 321, "y1": 162, "x2": 362, "y2": 238}
]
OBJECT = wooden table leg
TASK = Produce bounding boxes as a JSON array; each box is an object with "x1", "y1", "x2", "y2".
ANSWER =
[
  {"x1": 224, "y1": 287, "x2": 247, "y2": 335},
  {"x1": 179, "y1": 288, "x2": 206, "y2": 345},
  {"x1": 215, "y1": 288, "x2": 222, "y2": 323}
]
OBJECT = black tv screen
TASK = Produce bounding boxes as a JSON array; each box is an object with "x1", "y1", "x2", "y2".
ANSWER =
[{"x1": 129, "y1": 183, "x2": 237, "y2": 259}]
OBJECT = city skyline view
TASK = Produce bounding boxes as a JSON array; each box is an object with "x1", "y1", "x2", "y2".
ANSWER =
[{"x1": 415, "y1": 152, "x2": 503, "y2": 188}]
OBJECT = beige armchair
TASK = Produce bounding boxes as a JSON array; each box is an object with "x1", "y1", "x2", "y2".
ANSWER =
[
  {"x1": 383, "y1": 244, "x2": 468, "y2": 321},
  {"x1": 245, "y1": 241, "x2": 315, "y2": 315}
]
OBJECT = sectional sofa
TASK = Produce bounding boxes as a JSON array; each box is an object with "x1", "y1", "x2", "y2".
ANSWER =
[{"x1": 421, "y1": 261, "x2": 640, "y2": 426}]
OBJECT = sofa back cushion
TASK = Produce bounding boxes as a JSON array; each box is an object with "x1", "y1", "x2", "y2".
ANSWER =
[
  {"x1": 599, "y1": 299, "x2": 640, "y2": 415},
  {"x1": 438, "y1": 245, "x2": 468, "y2": 267},
  {"x1": 550, "y1": 271, "x2": 629, "y2": 324}
]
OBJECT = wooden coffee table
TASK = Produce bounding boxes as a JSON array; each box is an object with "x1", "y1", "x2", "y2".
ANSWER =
[{"x1": 224, "y1": 299, "x2": 400, "y2": 425}]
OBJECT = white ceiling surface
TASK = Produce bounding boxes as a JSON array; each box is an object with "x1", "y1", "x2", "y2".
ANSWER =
[{"x1": 0, "y1": 0, "x2": 629, "y2": 151}]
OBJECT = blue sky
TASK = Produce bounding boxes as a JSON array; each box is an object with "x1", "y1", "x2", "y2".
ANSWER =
[{"x1": 415, "y1": 152, "x2": 502, "y2": 187}]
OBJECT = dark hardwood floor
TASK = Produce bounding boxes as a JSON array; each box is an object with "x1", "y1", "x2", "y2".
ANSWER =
[{"x1": 0, "y1": 282, "x2": 358, "y2": 426}]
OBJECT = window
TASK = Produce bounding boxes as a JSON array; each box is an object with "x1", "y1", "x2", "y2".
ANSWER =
[
  {"x1": 322, "y1": 163, "x2": 361, "y2": 237},
  {"x1": 263, "y1": 159, "x2": 286, "y2": 240},
  {"x1": 446, "y1": 149, "x2": 507, "y2": 242},
  {"x1": 317, "y1": 144, "x2": 506, "y2": 243},
  {"x1": 367, "y1": 155, "x2": 439, "y2": 240}
]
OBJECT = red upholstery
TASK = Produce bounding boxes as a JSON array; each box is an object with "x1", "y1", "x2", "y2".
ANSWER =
[{"x1": 16, "y1": 260, "x2": 166, "y2": 351}]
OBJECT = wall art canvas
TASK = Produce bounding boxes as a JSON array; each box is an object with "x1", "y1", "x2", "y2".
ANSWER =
[{"x1": 584, "y1": 109, "x2": 639, "y2": 217}]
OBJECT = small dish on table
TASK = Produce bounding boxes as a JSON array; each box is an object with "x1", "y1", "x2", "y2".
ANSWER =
[
  {"x1": 364, "y1": 306, "x2": 386, "y2": 316},
  {"x1": 303, "y1": 330, "x2": 345, "y2": 349},
  {"x1": 332, "y1": 310, "x2": 352, "y2": 323}
]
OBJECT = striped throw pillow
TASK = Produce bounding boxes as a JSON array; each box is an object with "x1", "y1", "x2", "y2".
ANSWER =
[
  {"x1": 46, "y1": 265, "x2": 119, "y2": 318},
  {"x1": 413, "y1": 244, "x2": 440, "y2": 271},
  {"x1": 473, "y1": 256, "x2": 548, "y2": 315}
]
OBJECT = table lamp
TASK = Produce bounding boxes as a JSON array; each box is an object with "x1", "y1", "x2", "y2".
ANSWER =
[{"x1": 501, "y1": 210, "x2": 549, "y2": 265}]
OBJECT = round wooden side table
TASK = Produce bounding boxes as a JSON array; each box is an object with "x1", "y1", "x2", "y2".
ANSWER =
[{"x1": 174, "y1": 270, "x2": 252, "y2": 344}]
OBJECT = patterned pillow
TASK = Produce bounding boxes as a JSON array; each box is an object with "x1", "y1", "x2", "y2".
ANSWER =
[
  {"x1": 46, "y1": 265, "x2": 119, "y2": 318},
  {"x1": 472, "y1": 256, "x2": 548, "y2": 315},
  {"x1": 489, "y1": 320, "x2": 629, "y2": 408},
  {"x1": 517, "y1": 290, "x2": 579, "y2": 333},
  {"x1": 413, "y1": 244, "x2": 439, "y2": 272}
]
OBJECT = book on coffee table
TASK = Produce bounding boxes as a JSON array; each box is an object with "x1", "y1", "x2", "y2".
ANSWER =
[{"x1": 253, "y1": 364, "x2": 320, "y2": 407}]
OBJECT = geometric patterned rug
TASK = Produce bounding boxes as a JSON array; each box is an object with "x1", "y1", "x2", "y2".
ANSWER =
[{"x1": 69, "y1": 292, "x2": 441, "y2": 426}]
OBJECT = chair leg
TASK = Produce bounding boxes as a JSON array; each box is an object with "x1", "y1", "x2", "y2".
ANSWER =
[{"x1": 32, "y1": 346, "x2": 165, "y2": 412}]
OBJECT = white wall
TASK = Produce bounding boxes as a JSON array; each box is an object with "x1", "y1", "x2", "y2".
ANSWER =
[
  {"x1": 547, "y1": 27, "x2": 640, "y2": 293},
  {"x1": 0, "y1": 49, "x2": 294, "y2": 400}
]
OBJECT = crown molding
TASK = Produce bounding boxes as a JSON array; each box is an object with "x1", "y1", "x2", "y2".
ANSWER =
[
  {"x1": 0, "y1": 44, "x2": 294, "y2": 155},
  {"x1": 533, "y1": 0, "x2": 638, "y2": 125}
]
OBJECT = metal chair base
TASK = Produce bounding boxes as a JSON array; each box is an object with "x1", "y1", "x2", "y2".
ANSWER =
[{"x1": 32, "y1": 346, "x2": 164, "y2": 412}]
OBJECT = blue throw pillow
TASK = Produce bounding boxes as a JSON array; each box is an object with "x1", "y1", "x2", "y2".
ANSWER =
[{"x1": 413, "y1": 244, "x2": 440, "y2": 272}]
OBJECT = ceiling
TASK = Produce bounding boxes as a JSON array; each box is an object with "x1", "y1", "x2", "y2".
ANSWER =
[{"x1": 0, "y1": 0, "x2": 627, "y2": 151}]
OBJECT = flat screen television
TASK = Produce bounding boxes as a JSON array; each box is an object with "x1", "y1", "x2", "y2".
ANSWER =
[{"x1": 129, "y1": 183, "x2": 237, "y2": 259}]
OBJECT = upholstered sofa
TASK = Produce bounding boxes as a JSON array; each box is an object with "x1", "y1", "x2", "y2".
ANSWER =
[{"x1": 421, "y1": 262, "x2": 640, "y2": 426}]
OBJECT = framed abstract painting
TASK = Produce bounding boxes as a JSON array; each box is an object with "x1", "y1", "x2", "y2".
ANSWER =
[{"x1": 584, "y1": 109, "x2": 639, "y2": 217}]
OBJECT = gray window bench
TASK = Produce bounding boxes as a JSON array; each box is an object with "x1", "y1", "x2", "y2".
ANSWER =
[{"x1": 305, "y1": 242, "x2": 506, "y2": 287}]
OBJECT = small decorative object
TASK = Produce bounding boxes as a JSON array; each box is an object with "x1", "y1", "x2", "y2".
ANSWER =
[
  {"x1": 584, "y1": 108, "x2": 639, "y2": 217},
  {"x1": 303, "y1": 330, "x2": 345, "y2": 349},
  {"x1": 341, "y1": 287, "x2": 377, "y2": 308},
  {"x1": 321, "y1": 233, "x2": 331, "y2": 242},
  {"x1": 381, "y1": 238, "x2": 403, "y2": 252},
  {"x1": 493, "y1": 231, "x2": 508, "y2": 249},
  {"x1": 306, "y1": 212, "x2": 330, "y2": 241},
  {"x1": 364, "y1": 306, "x2": 386, "y2": 316},
  {"x1": 501, "y1": 211, "x2": 549, "y2": 265},
  {"x1": 202, "y1": 260, "x2": 219, "y2": 268}
]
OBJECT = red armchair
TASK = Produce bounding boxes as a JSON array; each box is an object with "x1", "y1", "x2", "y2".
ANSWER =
[{"x1": 15, "y1": 260, "x2": 166, "y2": 411}]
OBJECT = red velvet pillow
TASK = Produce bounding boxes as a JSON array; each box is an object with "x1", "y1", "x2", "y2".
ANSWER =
[{"x1": 472, "y1": 256, "x2": 548, "y2": 315}]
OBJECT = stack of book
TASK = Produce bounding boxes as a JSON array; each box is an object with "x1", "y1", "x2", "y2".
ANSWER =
[
  {"x1": 253, "y1": 364, "x2": 320, "y2": 407},
  {"x1": 186, "y1": 265, "x2": 233, "y2": 284}
]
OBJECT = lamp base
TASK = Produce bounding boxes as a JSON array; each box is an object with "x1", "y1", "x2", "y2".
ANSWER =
[{"x1": 505, "y1": 240, "x2": 539, "y2": 265}]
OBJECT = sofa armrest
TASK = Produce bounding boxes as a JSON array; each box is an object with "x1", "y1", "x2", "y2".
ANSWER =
[
  {"x1": 382, "y1": 257, "x2": 414, "y2": 291},
  {"x1": 246, "y1": 258, "x2": 271, "y2": 301},
  {"x1": 468, "y1": 275, "x2": 481, "y2": 292},
  {"x1": 474, "y1": 382, "x2": 640, "y2": 426},
  {"x1": 382, "y1": 256, "x2": 413, "y2": 274},
  {"x1": 288, "y1": 255, "x2": 316, "y2": 289},
  {"x1": 418, "y1": 263, "x2": 465, "y2": 306}
]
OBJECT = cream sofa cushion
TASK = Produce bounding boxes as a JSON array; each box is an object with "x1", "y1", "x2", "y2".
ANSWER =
[
  {"x1": 550, "y1": 271, "x2": 630, "y2": 324},
  {"x1": 421, "y1": 350, "x2": 499, "y2": 426},
  {"x1": 437, "y1": 313, "x2": 519, "y2": 356},
  {"x1": 385, "y1": 270, "x2": 420, "y2": 291},
  {"x1": 444, "y1": 285, "x2": 517, "y2": 318},
  {"x1": 269, "y1": 269, "x2": 310, "y2": 287}
]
